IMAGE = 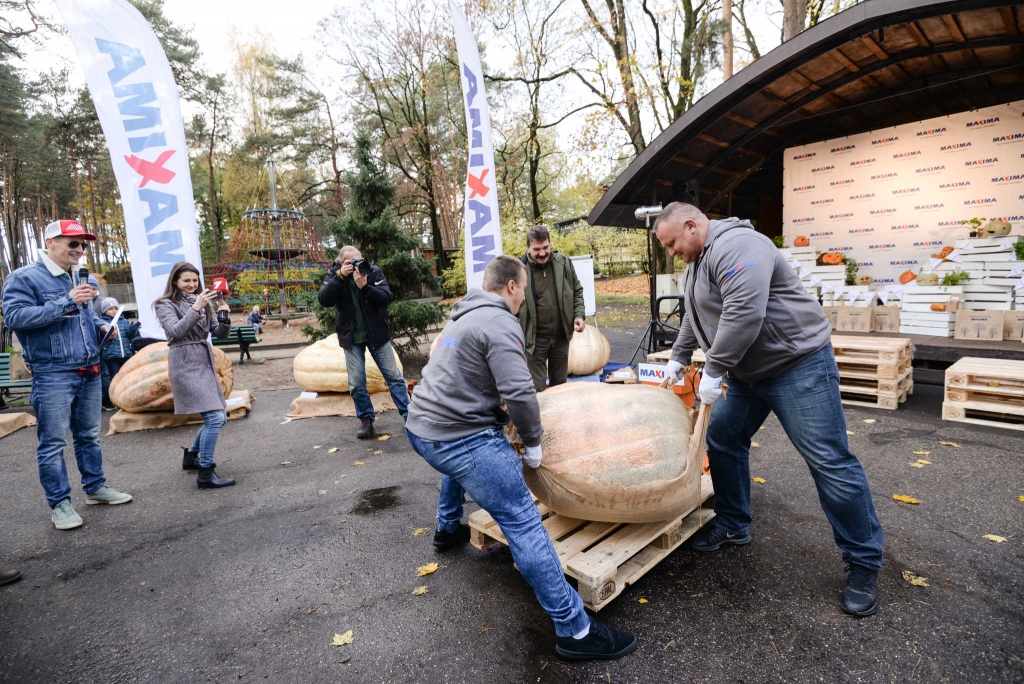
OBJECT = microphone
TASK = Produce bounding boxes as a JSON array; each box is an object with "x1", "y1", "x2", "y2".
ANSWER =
[{"x1": 78, "y1": 267, "x2": 89, "y2": 287}]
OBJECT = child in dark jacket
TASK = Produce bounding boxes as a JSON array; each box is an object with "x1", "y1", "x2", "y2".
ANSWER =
[
  {"x1": 99, "y1": 297, "x2": 141, "y2": 410},
  {"x1": 247, "y1": 305, "x2": 265, "y2": 334}
]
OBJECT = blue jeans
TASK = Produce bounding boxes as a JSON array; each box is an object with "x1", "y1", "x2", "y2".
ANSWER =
[
  {"x1": 706, "y1": 344, "x2": 884, "y2": 569},
  {"x1": 189, "y1": 410, "x2": 227, "y2": 468},
  {"x1": 101, "y1": 357, "x2": 125, "y2": 404},
  {"x1": 405, "y1": 427, "x2": 589, "y2": 638},
  {"x1": 29, "y1": 370, "x2": 105, "y2": 508},
  {"x1": 345, "y1": 342, "x2": 409, "y2": 419}
]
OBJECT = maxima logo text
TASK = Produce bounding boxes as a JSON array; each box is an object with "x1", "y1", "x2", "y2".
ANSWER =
[
  {"x1": 792, "y1": 152, "x2": 816, "y2": 161},
  {"x1": 811, "y1": 165, "x2": 835, "y2": 173},
  {"x1": 847, "y1": 227, "x2": 872, "y2": 233},
  {"x1": 940, "y1": 142, "x2": 971, "y2": 151},
  {"x1": 811, "y1": 199, "x2": 834, "y2": 205},
  {"x1": 871, "y1": 172, "x2": 897, "y2": 180},
  {"x1": 966, "y1": 117, "x2": 999, "y2": 127},
  {"x1": 890, "y1": 259, "x2": 919, "y2": 266},
  {"x1": 914, "y1": 240, "x2": 945, "y2": 247},
  {"x1": 892, "y1": 150, "x2": 921, "y2": 159},
  {"x1": 938, "y1": 181, "x2": 969, "y2": 189},
  {"x1": 871, "y1": 136, "x2": 898, "y2": 145},
  {"x1": 830, "y1": 144, "x2": 855, "y2": 153},
  {"x1": 964, "y1": 158, "x2": 998, "y2": 167},
  {"x1": 891, "y1": 224, "x2": 920, "y2": 231},
  {"x1": 850, "y1": 158, "x2": 875, "y2": 166},
  {"x1": 849, "y1": 193, "x2": 875, "y2": 201},
  {"x1": 793, "y1": 185, "x2": 815, "y2": 192},
  {"x1": 916, "y1": 127, "x2": 946, "y2": 137},
  {"x1": 963, "y1": 198, "x2": 998, "y2": 206},
  {"x1": 829, "y1": 213, "x2": 854, "y2": 220}
]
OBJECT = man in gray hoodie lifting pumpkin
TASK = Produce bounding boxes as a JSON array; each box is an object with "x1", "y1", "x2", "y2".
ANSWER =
[{"x1": 654, "y1": 202, "x2": 883, "y2": 618}]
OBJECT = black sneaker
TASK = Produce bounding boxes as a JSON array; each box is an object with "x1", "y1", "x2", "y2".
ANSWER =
[
  {"x1": 690, "y1": 522, "x2": 751, "y2": 552},
  {"x1": 555, "y1": 616, "x2": 637, "y2": 661},
  {"x1": 842, "y1": 564, "x2": 879, "y2": 617},
  {"x1": 356, "y1": 417, "x2": 374, "y2": 439},
  {"x1": 433, "y1": 524, "x2": 471, "y2": 551},
  {"x1": 102, "y1": 401, "x2": 117, "y2": 412}
]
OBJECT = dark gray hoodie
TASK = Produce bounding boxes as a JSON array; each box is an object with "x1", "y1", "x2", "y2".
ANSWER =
[
  {"x1": 406, "y1": 289, "x2": 543, "y2": 446},
  {"x1": 670, "y1": 217, "x2": 832, "y2": 383}
]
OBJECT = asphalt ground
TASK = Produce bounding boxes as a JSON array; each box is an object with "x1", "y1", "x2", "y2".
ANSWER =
[{"x1": 0, "y1": 306, "x2": 1022, "y2": 683}]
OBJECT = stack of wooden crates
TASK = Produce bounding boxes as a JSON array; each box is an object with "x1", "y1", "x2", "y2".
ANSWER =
[{"x1": 943, "y1": 357, "x2": 1024, "y2": 431}]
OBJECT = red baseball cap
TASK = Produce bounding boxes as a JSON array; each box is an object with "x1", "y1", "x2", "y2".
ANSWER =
[
  {"x1": 210, "y1": 277, "x2": 230, "y2": 294},
  {"x1": 44, "y1": 220, "x2": 97, "y2": 241}
]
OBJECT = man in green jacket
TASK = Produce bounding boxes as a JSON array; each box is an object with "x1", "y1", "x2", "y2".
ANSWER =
[{"x1": 518, "y1": 225, "x2": 586, "y2": 393}]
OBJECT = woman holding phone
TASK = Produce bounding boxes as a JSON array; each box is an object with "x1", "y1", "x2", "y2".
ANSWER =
[{"x1": 154, "y1": 262, "x2": 236, "y2": 488}]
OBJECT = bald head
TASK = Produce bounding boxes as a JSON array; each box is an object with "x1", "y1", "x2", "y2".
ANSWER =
[{"x1": 652, "y1": 202, "x2": 710, "y2": 263}]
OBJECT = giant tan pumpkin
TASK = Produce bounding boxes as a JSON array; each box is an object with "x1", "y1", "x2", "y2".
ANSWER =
[
  {"x1": 109, "y1": 342, "x2": 233, "y2": 412},
  {"x1": 567, "y1": 326, "x2": 611, "y2": 376},
  {"x1": 518, "y1": 383, "x2": 701, "y2": 523},
  {"x1": 293, "y1": 333, "x2": 403, "y2": 393}
]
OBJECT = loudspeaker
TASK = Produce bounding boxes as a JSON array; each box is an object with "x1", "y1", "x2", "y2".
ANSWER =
[{"x1": 673, "y1": 179, "x2": 699, "y2": 206}]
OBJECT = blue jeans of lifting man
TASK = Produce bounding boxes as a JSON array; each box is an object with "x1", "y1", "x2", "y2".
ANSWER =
[
  {"x1": 705, "y1": 343, "x2": 884, "y2": 569},
  {"x1": 405, "y1": 426, "x2": 590, "y2": 638},
  {"x1": 344, "y1": 341, "x2": 409, "y2": 419},
  {"x1": 29, "y1": 370, "x2": 105, "y2": 508}
]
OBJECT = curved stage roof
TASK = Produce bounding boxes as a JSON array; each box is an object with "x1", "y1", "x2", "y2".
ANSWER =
[{"x1": 588, "y1": 0, "x2": 1024, "y2": 234}]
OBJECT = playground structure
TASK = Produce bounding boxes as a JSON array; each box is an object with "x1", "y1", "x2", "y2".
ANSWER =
[{"x1": 213, "y1": 159, "x2": 330, "y2": 319}]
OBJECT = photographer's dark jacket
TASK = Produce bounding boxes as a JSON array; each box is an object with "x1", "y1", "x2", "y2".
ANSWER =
[{"x1": 318, "y1": 265, "x2": 394, "y2": 350}]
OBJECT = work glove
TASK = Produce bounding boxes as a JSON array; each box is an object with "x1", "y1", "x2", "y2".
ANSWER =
[
  {"x1": 523, "y1": 445, "x2": 543, "y2": 468},
  {"x1": 665, "y1": 360, "x2": 684, "y2": 383},
  {"x1": 698, "y1": 372, "x2": 724, "y2": 406}
]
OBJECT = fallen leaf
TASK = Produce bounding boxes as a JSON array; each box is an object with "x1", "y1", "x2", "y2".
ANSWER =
[
  {"x1": 938, "y1": 441, "x2": 961, "y2": 448},
  {"x1": 909, "y1": 462, "x2": 925, "y2": 468},
  {"x1": 638, "y1": 598, "x2": 648, "y2": 604},
  {"x1": 759, "y1": 426, "x2": 766, "y2": 431},
  {"x1": 863, "y1": 419, "x2": 876, "y2": 424},
  {"x1": 328, "y1": 448, "x2": 339, "y2": 453},
  {"x1": 331, "y1": 630, "x2": 353, "y2": 647},
  {"x1": 377, "y1": 435, "x2": 391, "y2": 441},
  {"x1": 902, "y1": 570, "x2": 929, "y2": 587},
  {"x1": 917, "y1": 459, "x2": 931, "y2": 465},
  {"x1": 412, "y1": 527, "x2": 431, "y2": 536},
  {"x1": 412, "y1": 586, "x2": 428, "y2": 596},
  {"x1": 892, "y1": 494, "x2": 920, "y2": 504},
  {"x1": 913, "y1": 450, "x2": 931, "y2": 456},
  {"x1": 318, "y1": 490, "x2": 328, "y2": 495},
  {"x1": 750, "y1": 441, "x2": 761, "y2": 448},
  {"x1": 417, "y1": 562, "x2": 439, "y2": 577},
  {"x1": 847, "y1": 431, "x2": 855, "y2": 436},
  {"x1": 353, "y1": 461, "x2": 364, "y2": 466},
  {"x1": 313, "y1": 445, "x2": 322, "y2": 449},
  {"x1": 752, "y1": 477, "x2": 766, "y2": 484},
  {"x1": 373, "y1": 450, "x2": 383, "y2": 455},
  {"x1": 1018, "y1": 496, "x2": 1024, "y2": 503},
  {"x1": 280, "y1": 461, "x2": 292, "y2": 466},
  {"x1": 982, "y1": 534, "x2": 1007, "y2": 543}
]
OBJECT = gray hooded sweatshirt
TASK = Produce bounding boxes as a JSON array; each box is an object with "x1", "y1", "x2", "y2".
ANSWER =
[
  {"x1": 670, "y1": 217, "x2": 832, "y2": 383},
  {"x1": 406, "y1": 289, "x2": 543, "y2": 447}
]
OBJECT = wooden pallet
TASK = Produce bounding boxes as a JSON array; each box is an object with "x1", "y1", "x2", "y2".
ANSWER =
[
  {"x1": 841, "y1": 385, "x2": 910, "y2": 410},
  {"x1": 839, "y1": 367, "x2": 913, "y2": 396},
  {"x1": 832, "y1": 335, "x2": 913, "y2": 380},
  {"x1": 469, "y1": 476, "x2": 715, "y2": 611},
  {"x1": 943, "y1": 358, "x2": 1024, "y2": 431}
]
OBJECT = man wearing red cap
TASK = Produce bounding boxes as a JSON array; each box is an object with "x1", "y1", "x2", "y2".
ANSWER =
[{"x1": 2, "y1": 220, "x2": 133, "y2": 530}]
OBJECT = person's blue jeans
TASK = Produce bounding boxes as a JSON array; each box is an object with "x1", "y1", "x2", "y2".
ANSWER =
[
  {"x1": 101, "y1": 357, "x2": 125, "y2": 405},
  {"x1": 345, "y1": 342, "x2": 409, "y2": 419},
  {"x1": 405, "y1": 427, "x2": 589, "y2": 637},
  {"x1": 29, "y1": 370, "x2": 105, "y2": 508},
  {"x1": 705, "y1": 344, "x2": 884, "y2": 569},
  {"x1": 189, "y1": 410, "x2": 227, "y2": 468}
]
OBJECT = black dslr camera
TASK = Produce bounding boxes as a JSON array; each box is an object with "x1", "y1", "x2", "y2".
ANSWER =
[{"x1": 349, "y1": 258, "x2": 372, "y2": 275}]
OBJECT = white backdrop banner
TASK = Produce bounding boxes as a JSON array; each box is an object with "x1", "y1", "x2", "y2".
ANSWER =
[
  {"x1": 450, "y1": 0, "x2": 502, "y2": 290},
  {"x1": 784, "y1": 100, "x2": 1024, "y2": 286},
  {"x1": 56, "y1": 0, "x2": 201, "y2": 338}
]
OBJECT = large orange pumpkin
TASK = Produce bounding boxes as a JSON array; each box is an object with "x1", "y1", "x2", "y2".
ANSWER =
[
  {"x1": 793, "y1": 236, "x2": 809, "y2": 247},
  {"x1": 109, "y1": 342, "x2": 233, "y2": 412},
  {"x1": 517, "y1": 383, "x2": 702, "y2": 523}
]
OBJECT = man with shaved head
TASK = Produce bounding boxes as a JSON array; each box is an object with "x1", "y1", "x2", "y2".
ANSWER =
[{"x1": 653, "y1": 202, "x2": 884, "y2": 617}]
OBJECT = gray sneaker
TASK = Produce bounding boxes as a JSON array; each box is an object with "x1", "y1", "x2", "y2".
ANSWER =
[
  {"x1": 85, "y1": 484, "x2": 133, "y2": 505},
  {"x1": 52, "y1": 499, "x2": 83, "y2": 530}
]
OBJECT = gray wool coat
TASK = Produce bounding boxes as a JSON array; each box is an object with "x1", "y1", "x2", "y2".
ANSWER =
[{"x1": 154, "y1": 295, "x2": 231, "y2": 415}]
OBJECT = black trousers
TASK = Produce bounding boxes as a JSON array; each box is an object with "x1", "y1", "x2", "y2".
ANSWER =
[{"x1": 526, "y1": 335, "x2": 570, "y2": 394}]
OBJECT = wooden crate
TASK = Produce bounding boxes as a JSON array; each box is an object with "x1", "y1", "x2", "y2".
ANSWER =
[
  {"x1": 469, "y1": 476, "x2": 715, "y2": 611},
  {"x1": 943, "y1": 357, "x2": 1024, "y2": 431}
]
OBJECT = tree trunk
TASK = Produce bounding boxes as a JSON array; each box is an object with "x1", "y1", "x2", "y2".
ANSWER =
[
  {"x1": 86, "y1": 160, "x2": 100, "y2": 271},
  {"x1": 722, "y1": 0, "x2": 733, "y2": 79},
  {"x1": 782, "y1": 0, "x2": 806, "y2": 41},
  {"x1": 207, "y1": 98, "x2": 221, "y2": 263}
]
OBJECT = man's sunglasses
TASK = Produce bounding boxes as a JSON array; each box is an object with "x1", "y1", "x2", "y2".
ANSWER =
[{"x1": 64, "y1": 240, "x2": 89, "y2": 250}]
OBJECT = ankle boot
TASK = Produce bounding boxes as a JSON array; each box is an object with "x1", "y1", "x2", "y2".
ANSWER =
[
  {"x1": 197, "y1": 465, "x2": 235, "y2": 489},
  {"x1": 182, "y1": 446, "x2": 200, "y2": 471},
  {"x1": 356, "y1": 417, "x2": 375, "y2": 439}
]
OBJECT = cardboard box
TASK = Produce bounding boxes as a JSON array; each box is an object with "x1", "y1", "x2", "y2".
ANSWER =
[
  {"x1": 873, "y1": 307, "x2": 901, "y2": 333},
  {"x1": 823, "y1": 305, "x2": 843, "y2": 329},
  {"x1": 604, "y1": 367, "x2": 638, "y2": 384},
  {"x1": 638, "y1": 363, "x2": 669, "y2": 385},
  {"x1": 954, "y1": 310, "x2": 1003, "y2": 340},
  {"x1": 1002, "y1": 311, "x2": 1024, "y2": 341},
  {"x1": 836, "y1": 307, "x2": 875, "y2": 332}
]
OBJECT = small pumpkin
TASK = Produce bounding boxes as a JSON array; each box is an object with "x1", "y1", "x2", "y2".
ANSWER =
[
  {"x1": 819, "y1": 252, "x2": 844, "y2": 265},
  {"x1": 932, "y1": 246, "x2": 954, "y2": 259},
  {"x1": 567, "y1": 325, "x2": 612, "y2": 376},
  {"x1": 857, "y1": 275, "x2": 872, "y2": 285},
  {"x1": 793, "y1": 236, "x2": 809, "y2": 247},
  {"x1": 293, "y1": 333, "x2": 403, "y2": 393},
  {"x1": 899, "y1": 270, "x2": 917, "y2": 284},
  {"x1": 931, "y1": 303, "x2": 947, "y2": 312},
  {"x1": 981, "y1": 221, "x2": 1012, "y2": 236},
  {"x1": 109, "y1": 342, "x2": 233, "y2": 412},
  {"x1": 916, "y1": 272, "x2": 939, "y2": 285}
]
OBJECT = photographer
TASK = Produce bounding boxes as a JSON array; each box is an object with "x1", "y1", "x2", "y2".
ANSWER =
[{"x1": 318, "y1": 246, "x2": 409, "y2": 439}]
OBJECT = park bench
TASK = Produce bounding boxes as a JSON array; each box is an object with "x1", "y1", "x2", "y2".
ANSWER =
[
  {"x1": 0, "y1": 353, "x2": 32, "y2": 409},
  {"x1": 210, "y1": 325, "x2": 262, "y2": 365}
]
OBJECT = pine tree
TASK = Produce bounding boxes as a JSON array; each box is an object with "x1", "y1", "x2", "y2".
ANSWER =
[{"x1": 301, "y1": 133, "x2": 444, "y2": 353}]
